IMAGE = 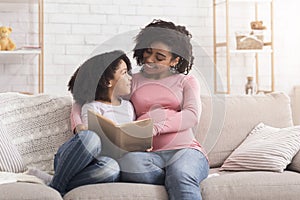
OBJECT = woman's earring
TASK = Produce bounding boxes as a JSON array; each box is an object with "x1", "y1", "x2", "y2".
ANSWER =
[
  {"x1": 169, "y1": 66, "x2": 178, "y2": 74},
  {"x1": 106, "y1": 81, "x2": 112, "y2": 88}
]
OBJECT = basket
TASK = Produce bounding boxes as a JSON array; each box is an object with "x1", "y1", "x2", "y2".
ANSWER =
[{"x1": 235, "y1": 31, "x2": 264, "y2": 50}]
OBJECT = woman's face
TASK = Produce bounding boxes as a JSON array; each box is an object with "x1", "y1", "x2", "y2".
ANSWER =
[
  {"x1": 142, "y1": 42, "x2": 179, "y2": 77},
  {"x1": 109, "y1": 59, "x2": 132, "y2": 97}
]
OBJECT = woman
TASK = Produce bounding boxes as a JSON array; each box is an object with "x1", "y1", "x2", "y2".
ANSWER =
[
  {"x1": 118, "y1": 19, "x2": 209, "y2": 200},
  {"x1": 72, "y1": 20, "x2": 209, "y2": 200},
  {"x1": 50, "y1": 50, "x2": 132, "y2": 196}
]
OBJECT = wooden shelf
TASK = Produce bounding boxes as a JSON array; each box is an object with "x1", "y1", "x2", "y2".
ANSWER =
[
  {"x1": 0, "y1": 0, "x2": 39, "y2": 3},
  {"x1": 213, "y1": 0, "x2": 274, "y2": 94},
  {"x1": 0, "y1": 48, "x2": 41, "y2": 55},
  {"x1": 230, "y1": 0, "x2": 272, "y2": 2},
  {"x1": 215, "y1": 0, "x2": 272, "y2": 5},
  {"x1": 230, "y1": 49, "x2": 273, "y2": 54},
  {"x1": 0, "y1": 0, "x2": 44, "y2": 93}
]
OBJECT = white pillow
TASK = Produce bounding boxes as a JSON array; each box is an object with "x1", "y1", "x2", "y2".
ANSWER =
[
  {"x1": 220, "y1": 123, "x2": 300, "y2": 172},
  {"x1": 0, "y1": 93, "x2": 73, "y2": 173},
  {"x1": 0, "y1": 120, "x2": 25, "y2": 172}
]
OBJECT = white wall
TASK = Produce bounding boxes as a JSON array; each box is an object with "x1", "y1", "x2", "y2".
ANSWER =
[
  {"x1": 42, "y1": 0, "x2": 213, "y2": 95},
  {"x1": 274, "y1": 1, "x2": 300, "y2": 93},
  {"x1": 0, "y1": 0, "x2": 299, "y2": 96}
]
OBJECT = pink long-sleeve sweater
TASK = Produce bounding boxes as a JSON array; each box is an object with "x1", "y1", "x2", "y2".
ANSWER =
[
  {"x1": 130, "y1": 73, "x2": 205, "y2": 153},
  {"x1": 71, "y1": 72, "x2": 206, "y2": 154}
]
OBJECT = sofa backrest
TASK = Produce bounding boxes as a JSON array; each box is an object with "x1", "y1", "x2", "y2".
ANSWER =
[
  {"x1": 0, "y1": 92, "x2": 73, "y2": 173},
  {"x1": 196, "y1": 92, "x2": 294, "y2": 168},
  {"x1": 0, "y1": 92, "x2": 294, "y2": 172}
]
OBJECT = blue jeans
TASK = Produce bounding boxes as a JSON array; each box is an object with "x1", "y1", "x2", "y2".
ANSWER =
[
  {"x1": 49, "y1": 131, "x2": 120, "y2": 196},
  {"x1": 118, "y1": 148, "x2": 209, "y2": 200}
]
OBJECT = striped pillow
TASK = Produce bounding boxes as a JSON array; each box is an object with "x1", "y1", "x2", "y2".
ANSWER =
[
  {"x1": 220, "y1": 123, "x2": 300, "y2": 172},
  {"x1": 0, "y1": 121, "x2": 25, "y2": 172}
]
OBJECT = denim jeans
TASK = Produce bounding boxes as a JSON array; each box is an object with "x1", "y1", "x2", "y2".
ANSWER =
[
  {"x1": 118, "y1": 148, "x2": 209, "y2": 200},
  {"x1": 49, "y1": 130, "x2": 120, "y2": 196}
]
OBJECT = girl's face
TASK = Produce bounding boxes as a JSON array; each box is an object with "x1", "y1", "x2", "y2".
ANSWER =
[
  {"x1": 109, "y1": 59, "x2": 132, "y2": 97},
  {"x1": 142, "y1": 42, "x2": 179, "y2": 78}
]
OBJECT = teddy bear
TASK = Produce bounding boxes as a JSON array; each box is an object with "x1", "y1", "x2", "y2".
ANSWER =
[
  {"x1": 0, "y1": 26, "x2": 16, "y2": 51},
  {"x1": 250, "y1": 21, "x2": 266, "y2": 30}
]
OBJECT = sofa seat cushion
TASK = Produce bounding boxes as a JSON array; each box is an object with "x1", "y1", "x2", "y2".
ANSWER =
[
  {"x1": 63, "y1": 182, "x2": 168, "y2": 200},
  {"x1": 0, "y1": 182, "x2": 62, "y2": 200},
  {"x1": 201, "y1": 168, "x2": 300, "y2": 200}
]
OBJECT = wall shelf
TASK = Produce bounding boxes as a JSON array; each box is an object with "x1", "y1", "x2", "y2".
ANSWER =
[
  {"x1": 0, "y1": 0, "x2": 39, "y2": 3},
  {"x1": 213, "y1": 0, "x2": 274, "y2": 94},
  {"x1": 0, "y1": 48, "x2": 41, "y2": 55},
  {"x1": 0, "y1": 0, "x2": 44, "y2": 93},
  {"x1": 230, "y1": 49, "x2": 273, "y2": 54},
  {"x1": 215, "y1": 0, "x2": 272, "y2": 5}
]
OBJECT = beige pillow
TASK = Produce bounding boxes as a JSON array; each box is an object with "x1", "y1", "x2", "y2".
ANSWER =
[
  {"x1": 220, "y1": 123, "x2": 300, "y2": 172},
  {"x1": 0, "y1": 92, "x2": 73, "y2": 173}
]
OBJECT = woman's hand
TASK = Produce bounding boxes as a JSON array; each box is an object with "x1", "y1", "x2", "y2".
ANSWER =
[{"x1": 74, "y1": 124, "x2": 88, "y2": 134}]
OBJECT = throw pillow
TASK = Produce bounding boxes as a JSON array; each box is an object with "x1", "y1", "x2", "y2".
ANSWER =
[
  {"x1": 0, "y1": 120, "x2": 25, "y2": 172},
  {"x1": 220, "y1": 123, "x2": 300, "y2": 172},
  {"x1": 0, "y1": 92, "x2": 73, "y2": 173}
]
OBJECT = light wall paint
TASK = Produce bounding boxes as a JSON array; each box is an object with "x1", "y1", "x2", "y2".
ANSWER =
[{"x1": 0, "y1": 0, "x2": 299, "y2": 97}]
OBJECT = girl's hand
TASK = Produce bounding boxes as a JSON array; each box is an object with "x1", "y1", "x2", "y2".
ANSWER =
[
  {"x1": 146, "y1": 147, "x2": 153, "y2": 152},
  {"x1": 74, "y1": 124, "x2": 88, "y2": 134}
]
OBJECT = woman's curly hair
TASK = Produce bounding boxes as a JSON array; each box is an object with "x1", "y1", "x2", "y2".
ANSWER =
[{"x1": 133, "y1": 19, "x2": 194, "y2": 74}]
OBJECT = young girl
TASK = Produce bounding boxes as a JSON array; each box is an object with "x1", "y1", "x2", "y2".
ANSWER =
[
  {"x1": 50, "y1": 50, "x2": 133, "y2": 196},
  {"x1": 71, "y1": 51, "x2": 134, "y2": 127}
]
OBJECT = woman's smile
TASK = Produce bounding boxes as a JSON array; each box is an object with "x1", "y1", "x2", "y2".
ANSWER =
[{"x1": 143, "y1": 63, "x2": 158, "y2": 70}]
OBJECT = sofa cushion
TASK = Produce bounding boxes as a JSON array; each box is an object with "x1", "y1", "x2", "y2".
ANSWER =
[
  {"x1": 63, "y1": 182, "x2": 168, "y2": 200},
  {"x1": 0, "y1": 120, "x2": 25, "y2": 172},
  {"x1": 220, "y1": 123, "x2": 300, "y2": 172},
  {"x1": 0, "y1": 182, "x2": 62, "y2": 200},
  {"x1": 201, "y1": 169, "x2": 300, "y2": 200},
  {"x1": 0, "y1": 92, "x2": 73, "y2": 173},
  {"x1": 196, "y1": 92, "x2": 294, "y2": 168}
]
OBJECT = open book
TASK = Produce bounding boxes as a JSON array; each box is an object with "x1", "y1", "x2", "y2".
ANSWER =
[{"x1": 88, "y1": 110, "x2": 153, "y2": 158}]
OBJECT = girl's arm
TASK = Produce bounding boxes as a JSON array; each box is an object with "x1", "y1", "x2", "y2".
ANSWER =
[{"x1": 70, "y1": 102, "x2": 86, "y2": 134}]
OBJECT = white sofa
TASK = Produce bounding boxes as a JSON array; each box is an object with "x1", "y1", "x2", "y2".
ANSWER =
[{"x1": 0, "y1": 92, "x2": 300, "y2": 200}]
